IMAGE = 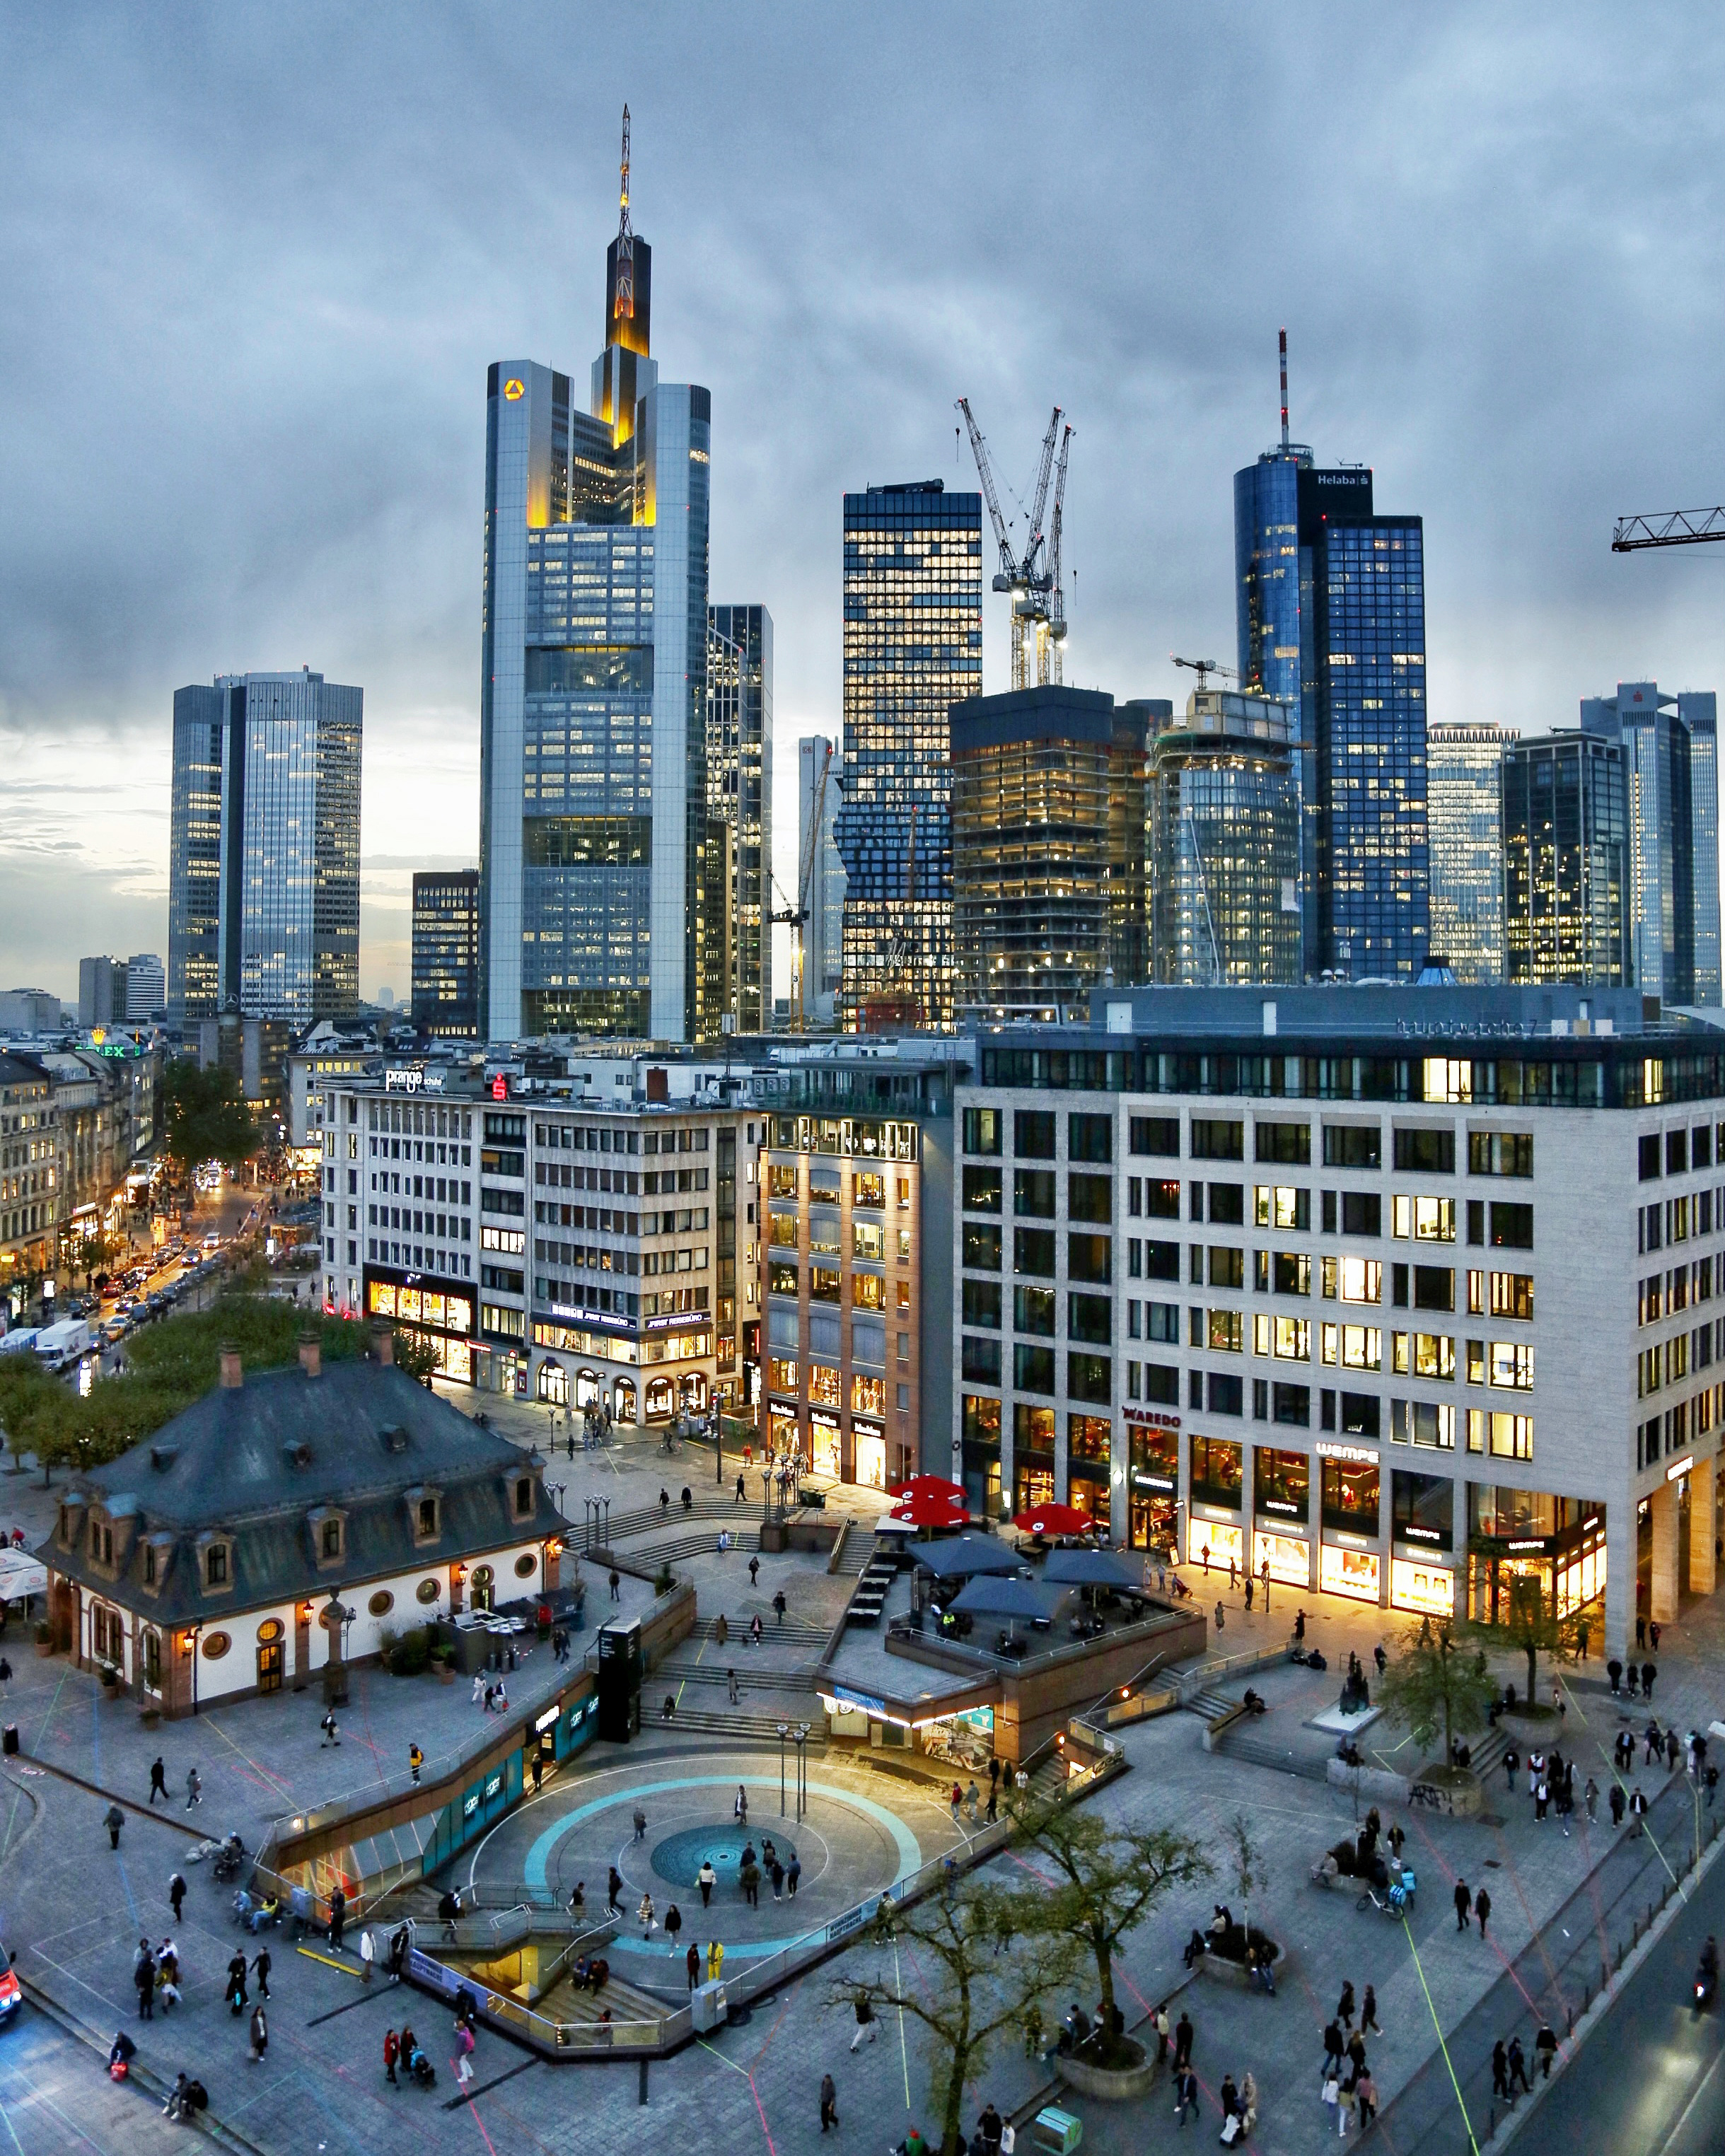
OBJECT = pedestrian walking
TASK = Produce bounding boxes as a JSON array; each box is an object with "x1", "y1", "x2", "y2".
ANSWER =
[
  {"x1": 330, "y1": 1885, "x2": 347, "y2": 1952},
  {"x1": 1244, "y1": 1576, "x2": 1254, "y2": 1614},
  {"x1": 1202, "y1": 1543, "x2": 1211, "y2": 1575},
  {"x1": 226, "y1": 1950, "x2": 249, "y2": 2015},
  {"x1": 1709, "y1": 1764, "x2": 1720, "y2": 1809},
  {"x1": 1607, "y1": 1657, "x2": 1623, "y2": 1696},
  {"x1": 772, "y1": 1589, "x2": 787, "y2": 1625},
  {"x1": 133, "y1": 1939, "x2": 156, "y2": 2022},
  {"x1": 1535, "y1": 1778, "x2": 1550, "y2": 1822},
  {"x1": 1337, "y1": 1980, "x2": 1355, "y2": 2029},
  {"x1": 1173, "y1": 2010, "x2": 1194, "y2": 2068},
  {"x1": 1322, "y1": 2019, "x2": 1345, "y2": 2080},
  {"x1": 820, "y1": 2071, "x2": 839, "y2": 2133},
  {"x1": 1260, "y1": 1558, "x2": 1271, "y2": 1613},
  {"x1": 788, "y1": 1855, "x2": 801, "y2": 1897},
  {"x1": 1630, "y1": 1788, "x2": 1651, "y2": 1832},
  {"x1": 1361, "y1": 1983, "x2": 1382, "y2": 2035},
  {"x1": 1504, "y1": 1744, "x2": 1520, "y2": 1790},
  {"x1": 1229, "y1": 1555, "x2": 1237, "y2": 1590},
  {"x1": 360, "y1": 1928, "x2": 376, "y2": 1983},
  {"x1": 1668, "y1": 1727, "x2": 1682, "y2": 1772},
  {"x1": 471, "y1": 1673, "x2": 484, "y2": 1705},
  {"x1": 851, "y1": 1995, "x2": 878, "y2": 2049},
  {"x1": 1214, "y1": 1599, "x2": 1226, "y2": 1633},
  {"x1": 455, "y1": 2018, "x2": 476, "y2": 2088},
  {"x1": 735, "y1": 1783, "x2": 749, "y2": 1823},
  {"x1": 1453, "y1": 1876, "x2": 1472, "y2": 1931},
  {"x1": 638, "y1": 1892, "x2": 655, "y2": 1938},
  {"x1": 1507, "y1": 2036, "x2": 1531, "y2": 2093},
  {"x1": 978, "y1": 2101, "x2": 1006, "y2": 2152},
  {"x1": 1354, "y1": 2065, "x2": 1377, "y2": 2130},
  {"x1": 666, "y1": 1903, "x2": 683, "y2": 1952},
  {"x1": 1610, "y1": 1782, "x2": 1627, "y2": 1827},
  {"x1": 1535, "y1": 2023, "x2": 1557, "y2": 2079},
  {"x1": 1293, "y1": 1607, "x2": 1306, "y2": 1644},
  {"x1": 169, "y1": 1872, "x2": 187, "y2": 1922},
  {"x1": 633, "y1": 1807, "x2": 647, "y2": 1841},
  {"x1": 749, "y1": 1556, "x2": 760, "y2": 1587},
  {"x1": 385, "y1": 2028, "x2": 401, "y2": 2085},
  {"x1": 248, "y1": 2003, "x2": 268, "y2": 2063},
  {"x1": 686, "y1": 1942, "x2": 701, "y2": 1991},
  {"x1": 1154, "y1": 2003, "x2": 1171, "y2": 2065},
  {"x1": 966, "y1": 1779, "x2": 981, "y2": 1822},
  {"x1": 707, "y1": 1938, "x2": 725, "y2": 1983},
  {"x1": 320, "y1": 1709, "x2": 340, "y2": 1747},
  {"x1": 698, "y1": 1859, "x2": 716, "y2": 1907},
  {"x1": 1637, "y1": 1614, "x2": 1647, "y2": 1650},
  {"x1": 728, "y1": 1669, "x2": 740, "y2": 1705},
  {"x1": 736, "y1": 1472, "x2": 746, "y2": 1503},
  {"x1": 409, "y1": 1744, "x2": 423, "y2": 1785},
  {"x1": 1475, "y1": 1886, "x2": 1492, "y2": 1937},
  {"x1": 1584, "y1": 1776, "x2": 1599, "y2": 1822},
  {"x1": 148, "y1": 1757, "x2": 168, "y2": 1805},
  {"x1": 951, "y1": 1782, "x2": 963, "y2": 1823},
  {"x1": 1492, "y1": 2039, "x2": 1511, "y2": 2101},
  {"x1": 1644, "y1": 1660, "x2": 1658, "y2": 1701},
  {"x1": 1649, "y1": 1620, "x2": 1662, "y2": 1651},
  {"x1": 186, "y1": 1766, "x2": 202, "y2": 1808},
  {"x1": 1173, "y1": 2065, "x2": 1200, "y2": 2126},
  {"x1": 251, "y1": 1945, "x2": 271, "y2": 1999},
  {"x1": 608, "y1": 1568, "x2": 621, "y2": 1602},
  {"x1": 105, "y1": 1803, "x2": 124, "y2": 1850}
]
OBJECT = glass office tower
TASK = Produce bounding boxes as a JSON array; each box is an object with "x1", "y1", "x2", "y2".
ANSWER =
[
  {"x1": 1236, "y1": 450, "x2": 1429, "y2": 979},
  {"x1": 798, "y1": 737, "x2": 845, "y2": 1026},
  {"x1": 1426, "y1": 724, "x2": 1509, "y2": 983},
  {"x1": 168, "y1": 670, "x2": 361, "y2": 1024},
  {"x1": 835, "y1": 482, "x2": 982, "y2": 1028},
  {"x1": 1576, "y1": 682, "x2": 1721, "y2": 1006},
  {"x1": 479, "y1": 178, "x2": 716, "y2": 1043},
  {"x1": 1502, "y1": 730, "x2": 1628, "y2": 985},
  {"x1": 1146, "y1": 690, "x2": 1301, "y2": 986},
  {"x1": 707, "y1": 604, "x2": 773, "y2": 1034},
  {"x1": 412, "y1": 870, "x2": 480, "y2": 1038}
]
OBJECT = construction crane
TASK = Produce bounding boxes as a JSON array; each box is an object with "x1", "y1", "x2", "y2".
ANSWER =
[
  {"x1": 1171, "y1": 655, "x2": 1241, "y2": 693},
  {"x1": 768, "y1": 744, "x2": 838, "y2": 1032},
  {"x1": 1612, "y1": 507, "x2": 1725, "y2": 552},
  {"x1": 1042, "y1": 423, "x2": 1074, "y2": 684},
  {"x1": 956, "y1": 399, "x2": 1069, "y2": 690}
]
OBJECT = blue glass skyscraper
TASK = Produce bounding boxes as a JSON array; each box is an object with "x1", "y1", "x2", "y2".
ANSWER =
[{"x1": 1235, "y1": 378, "x2": 1428, "y2": 979}]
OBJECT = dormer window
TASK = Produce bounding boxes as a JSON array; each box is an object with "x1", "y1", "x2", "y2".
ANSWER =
[
  {"x1": 89, "y1": 1521, "x2": 112, "y2": 1566},
  {"x1": 144, "y1": 1546, "x2": 156, "y2": 1587},
  {"x1": 321, "y1": 1520, "x2": 342, "y2": 1561},
  {"x1": 513, "y1": 1476, "x2": 534, "y2": 1521},
  {"x1": 206, "y1": 1545, "x2": 228, "y2": 1587},
  {"x1": 418, "y1": 1497, "x2": 438, "y2": 1537}
]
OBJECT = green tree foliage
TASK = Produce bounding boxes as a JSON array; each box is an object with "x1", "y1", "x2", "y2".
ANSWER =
[
  {"x1": 158, "y1": 1059, "x2": 257, "y2": 1191},
  {"x1": 1009, "y1": 1797, "x2": 1211, "y2": 2064},
  {"x1": 0, "y1": 1298, "x2": 383, "y2": 1483},
  {"x1": 390, "y1": 1329, "x2": 442, "y2": 1384},
  {"x1": 1467, "y1": 1573, "x2": 1583, "y2": 1710},
  {"x1": 1377, "y1": 1618, "x2": 1499, "y2": 1764},
  {"x1": 827, "y1": 1879, "x2": 1078, "y2": 2156}
]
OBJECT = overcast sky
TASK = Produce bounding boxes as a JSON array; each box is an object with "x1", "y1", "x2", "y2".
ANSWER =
[{"x1": 3, "y1": 1, "x2": 1723, "y2": 1004}]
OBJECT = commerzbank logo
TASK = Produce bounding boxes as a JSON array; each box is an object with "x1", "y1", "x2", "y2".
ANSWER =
[{"x1": 504, "y1": 378, "x2": 525, "y2": 402}]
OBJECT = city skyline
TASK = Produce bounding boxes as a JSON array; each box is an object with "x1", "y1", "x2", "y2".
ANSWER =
[{"x1": 4, "y1": 8, "x2": 1724, "y2": 1002}]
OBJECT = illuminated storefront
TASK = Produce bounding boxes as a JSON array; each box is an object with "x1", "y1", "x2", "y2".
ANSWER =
[
  {"x1": 1189, "y1": 1515, "x2": 1245, "y2": 1571},
  {"x1": 1253, "y1": 1528, "x2": 1311, "y2": 1587},
  {"x1": 853, "y1": 1421, "x2": 886, "y2": 1491},
  {"x1": 809, "y1": 1409, "x2": 842, "y2": 1481},
  {"x1": 1067, "y1": 1414, "x2": 1111, "y2": 1537},
  {"x1": 1013, "y1": 1402, "x2": 1055, "y2": 1515},
  {"x1": 1320, "y1": 1542, "x2": 1382, "y2": 1603},
  {"x1": 1127, "y1": 1417, "x2": 1179, "y2": 1551},
  {"x1": 961, "y1": 1394, "x2": 1002, "y2": 1517},
  {"x1": 368, "y1": 1277, "x2": 475, "y2": 1385},
  {"x1": 1390, "y1": 1555, "x2": 1456, "y2": 1616},
  {"x1": 1466, "y1": 1488, "x2": 1606, "y2": 1623}
]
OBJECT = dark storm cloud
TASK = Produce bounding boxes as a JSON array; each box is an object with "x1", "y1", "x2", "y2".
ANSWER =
[{"x1": 2, "y1": 1, "x2": 1722, "y2": 990}]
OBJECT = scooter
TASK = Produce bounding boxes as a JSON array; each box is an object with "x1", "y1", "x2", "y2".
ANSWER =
[{"x1": 1695, "y1": 1960, "x2": 1717, "y2": 2012}]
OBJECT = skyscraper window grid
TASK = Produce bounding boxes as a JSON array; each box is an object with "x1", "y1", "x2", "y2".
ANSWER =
[
  {"x1": 836, "y1": 483, "x2": 982, "y2": 1029},
  {"x1": 1426, "y1": 724, "x2": 1510, "y2": 984}
]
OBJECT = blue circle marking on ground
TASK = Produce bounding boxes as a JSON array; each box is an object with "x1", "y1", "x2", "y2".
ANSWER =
[
  {"x1": 520, "y1": 1776, "x2": 926, "y2": 1959},
  {"x1": 649, "y1": 1824, "x2": 798, "y2": 1887}
]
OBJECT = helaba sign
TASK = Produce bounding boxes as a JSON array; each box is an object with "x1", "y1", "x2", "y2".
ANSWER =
[{"x1": 385, "y1": 1067, "x2": 444, "y2": 1095}]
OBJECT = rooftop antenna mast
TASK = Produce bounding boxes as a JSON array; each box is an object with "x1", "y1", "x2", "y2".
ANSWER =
[
  {"x1": 1279, "y1": 327, "x2": 1289, "y2": 450},
  {"x1": 616, "y1": 106, "x2": 634, "y2": 322}
]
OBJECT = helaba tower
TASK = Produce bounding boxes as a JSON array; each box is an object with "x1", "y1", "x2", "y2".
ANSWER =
[{"x1": 479, "y1": 111, "x2": 719, "y2": 1043}]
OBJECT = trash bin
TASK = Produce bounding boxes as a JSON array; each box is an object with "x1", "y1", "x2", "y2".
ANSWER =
[{"x1": 1, "y1": 1725, "x2": 16, "y2": 1756}]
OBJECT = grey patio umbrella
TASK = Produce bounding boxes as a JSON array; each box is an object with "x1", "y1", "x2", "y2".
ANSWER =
[
  {"x1": 917, "y1": 1536, "x2": 1024, "y2": 1581},
  {"x1": 1043, "y1": 1548, "x2": 1142, "y2": 1590},
  {"x1": 948, "y1": 1575, "x2": 1059, "y2": 1623}
]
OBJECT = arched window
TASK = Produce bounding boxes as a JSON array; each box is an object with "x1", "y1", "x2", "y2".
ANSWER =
[
  {"x1": 644, "y1": 1376, "x2": 673, "y2": 1421},
  {"x1": 537, "y1": 1360, "x2": 568, "y2": 1405},
  {"x1": 615, "y1": 1377, "x2": 637, "y2": 1423},
  {"x1": 576, "y1": 1368, "x2": 600, "y2": 1408},
  {"x1": 679, "y1": 1372, "x2": 709, "y2": 1414},
  {"x1": 471, "y1": 1563, "x2": 495, "y2": 1613}
]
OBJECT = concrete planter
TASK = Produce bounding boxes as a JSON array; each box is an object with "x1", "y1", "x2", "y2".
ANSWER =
[
  {"x1": 1059, "y1": 2039, "x2": 1156, "y2": 2100},
  {"x1": 1407, "y1": 1766, "x2": 1485, "y2": 1818},
  {"x1": 1196, "y1": 1941, "x2": 1291, "y2": 1991}
]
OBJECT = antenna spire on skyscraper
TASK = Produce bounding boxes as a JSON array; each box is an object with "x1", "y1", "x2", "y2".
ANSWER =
[
  {"x1": 1279, "y1": 327, "x2": 1289, "y2": 451},
  {"x1": 616, "y1": 105, "x2": 634, "y2": 321}
]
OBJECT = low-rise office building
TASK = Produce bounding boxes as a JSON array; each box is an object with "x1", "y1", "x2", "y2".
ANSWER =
[
  {"x1": 954, "y1": 984, "x2": 1725, "y2": 1652},
  {"x1": 315, "y1": 1055, "x2": 765, "y2": 1414},
  {"x1": 759, "y1": 1044, "x2": 958, "y2": 1492}
]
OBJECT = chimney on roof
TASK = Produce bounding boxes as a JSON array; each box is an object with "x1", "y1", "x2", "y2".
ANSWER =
[
  {"x1": 371, "y1": 1323, "x2": 395, "y2": 1368},
  {"x1": 298, "y1": 1334, "x2": 321, "y2": 1380},
  {"x1": 219, "y1": 1345, "x2": 243, "y2": 1389}
]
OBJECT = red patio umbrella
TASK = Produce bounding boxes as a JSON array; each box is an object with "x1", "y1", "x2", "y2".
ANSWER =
[
  {"x1": 889, "y1": 1490, "x2": 971, "y2": 1529},
  {"x1": 888, "y1": 1473, "x2": 965, "y2": 1503},
  {"x1": 1012, "y1": 1501, "x2": 1093, "y2": 1539}
]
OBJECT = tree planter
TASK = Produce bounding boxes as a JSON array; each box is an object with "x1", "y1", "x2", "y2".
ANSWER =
[
  {"x1": 1059, "y1": 2039, "x2": 1157, "y2": 2101},
  {"x1": 1195, "y1": 1936, "x2": 1291, "y2": 1991},
  {"x1": 33, "y1": 1638, "x2": 53, "y2": 1659},
  {"x1": 438, "y1": 1663, "x2": 455, "y2": 1684},
  {"x1": 1407, "y1": 1764, "x2": 1485, "y2": 1818}
]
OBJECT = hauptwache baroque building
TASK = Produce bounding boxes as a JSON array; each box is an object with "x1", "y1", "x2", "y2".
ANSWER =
[{"x1": 953, "y1": 980, "x2": 1725, "y2": 1653}]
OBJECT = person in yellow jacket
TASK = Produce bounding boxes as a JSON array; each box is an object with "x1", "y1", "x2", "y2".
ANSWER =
[{"x1": 706, "y1": 1938, "x2": 725, "y2": 1984}]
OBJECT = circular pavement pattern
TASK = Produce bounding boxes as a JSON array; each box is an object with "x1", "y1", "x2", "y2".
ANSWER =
[{"x1": 649, "y1": 1824, "x2": 799, "y2": 1887}]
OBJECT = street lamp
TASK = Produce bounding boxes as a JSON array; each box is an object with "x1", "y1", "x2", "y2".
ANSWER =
[
  {"x1": 778, "y1": 1721, "x2": 790, "y2": 1816},
  {"x1": 793, "y1": 1723, "x2": 811, "y2": 1821}
]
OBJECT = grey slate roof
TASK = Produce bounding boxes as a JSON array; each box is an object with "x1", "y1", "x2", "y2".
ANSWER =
[{"x1": 40, "y1": 1358, "x2": 562, "y2": 1624}]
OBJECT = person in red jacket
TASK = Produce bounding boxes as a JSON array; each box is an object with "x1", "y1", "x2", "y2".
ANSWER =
[{"x1": 383, "y1": 2028, "x2": 400, "y2": 2086}]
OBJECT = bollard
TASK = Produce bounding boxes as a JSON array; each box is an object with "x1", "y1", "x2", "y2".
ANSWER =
[{"x1": 639, "y1": 2057, "x2": 649, "y2": 2105}]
